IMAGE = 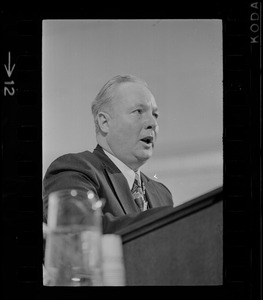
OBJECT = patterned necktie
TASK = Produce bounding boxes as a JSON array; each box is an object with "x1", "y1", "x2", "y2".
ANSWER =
[{"x1": 131, "y1": 172, "x2": 147, "y2": 211}]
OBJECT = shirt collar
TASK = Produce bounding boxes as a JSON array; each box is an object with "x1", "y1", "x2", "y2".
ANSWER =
[{"x1": 102, "y1": 148, "x2": 140, "y2": 189}]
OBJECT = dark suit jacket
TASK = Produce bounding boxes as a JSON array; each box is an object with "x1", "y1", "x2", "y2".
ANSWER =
[{"x1": 43, "y1": 144, "x2": 173, "y2": 233}]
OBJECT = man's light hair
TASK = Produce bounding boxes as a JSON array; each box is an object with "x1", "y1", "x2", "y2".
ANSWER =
[{"x1": 91, "y1": 75, "x2": 148, "y2": 133}]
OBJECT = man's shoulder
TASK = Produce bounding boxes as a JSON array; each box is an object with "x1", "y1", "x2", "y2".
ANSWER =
[
  {"x1": 142, "y1": 172, "x2": 161, "y2": 184},
  {"x1": 142, "y1": 173, "x2": 172, "y2": 194},
  {"x1": 58, "y1": 149, "x2": 95, "y2": 161},
  {"x1": 54, "y1": 149, "x2": 91, "y2": 161},
  {"x1": 49, "y1": 148, "x2": 104, "y2": 170}
]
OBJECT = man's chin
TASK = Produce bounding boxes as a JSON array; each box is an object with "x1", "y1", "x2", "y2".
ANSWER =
[{"x1": 137, "y1": 149, "x2": 153, "y2": 162}]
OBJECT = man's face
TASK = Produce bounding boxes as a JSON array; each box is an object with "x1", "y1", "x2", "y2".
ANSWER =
[{"x1": 106, "y1": 82, "x2": 159, "y2": 170}]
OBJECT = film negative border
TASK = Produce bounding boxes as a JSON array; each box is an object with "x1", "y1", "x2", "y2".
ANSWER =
[
  {"x1": 223, "y1": 3, "x2": 261, "y2": 300},
  {"x1": 1, "y1": 14, "x2": 42, "y2": 291},
  {"x1": 1, "y1": 2, "x2": 262, "y2": 299}
]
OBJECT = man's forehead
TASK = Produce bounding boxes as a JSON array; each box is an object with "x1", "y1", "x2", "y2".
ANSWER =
[{"x1": 115, "y1": 82, "x2": 157, "y2": 106}]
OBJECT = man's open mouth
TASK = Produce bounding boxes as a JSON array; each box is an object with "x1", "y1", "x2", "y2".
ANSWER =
[{"x1": 140, "y1": 136, "x2": 154, "y2": 145}]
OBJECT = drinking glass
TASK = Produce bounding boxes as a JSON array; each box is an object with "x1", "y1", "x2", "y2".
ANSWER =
[{"x1": 44, "y1": 189, "x2": 104, "y2": 286}]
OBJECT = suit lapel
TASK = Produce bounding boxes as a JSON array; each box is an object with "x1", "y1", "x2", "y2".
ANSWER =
[
  {"x1": 141, "y1": 173, "x2": 162, "y2": 208},
  {"x1": 105, "y1": 169, "x2": 140, "y2": 214},
  {"x1": 93, "y1": 145, "x2": 140, "y2": 214}
]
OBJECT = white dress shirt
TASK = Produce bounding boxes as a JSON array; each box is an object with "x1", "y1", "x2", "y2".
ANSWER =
[
  {"x1": 102, "y1": 149, "x2": 140, "y2": 189},
  {"x1": 103, "y1": 148, "x2": 148, "y2": 211}
]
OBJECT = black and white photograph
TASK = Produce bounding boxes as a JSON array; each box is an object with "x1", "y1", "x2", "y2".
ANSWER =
[{"x1": 42, "y1": 19, "x2": 223, "y2": 286}]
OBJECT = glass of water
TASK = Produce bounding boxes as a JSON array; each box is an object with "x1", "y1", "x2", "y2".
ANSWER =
[{"x1": 44, "y1": 189, "x2": 104, "y2": 286}]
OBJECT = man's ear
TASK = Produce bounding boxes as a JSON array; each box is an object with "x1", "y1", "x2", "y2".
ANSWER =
[{"x1": 97, "y1": 111, "x2": 111, "y2": 133}]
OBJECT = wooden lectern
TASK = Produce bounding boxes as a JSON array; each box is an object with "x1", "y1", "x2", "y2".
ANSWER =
[{"x1": 119, "y1": 187, "x2": 223, "y2": 286}]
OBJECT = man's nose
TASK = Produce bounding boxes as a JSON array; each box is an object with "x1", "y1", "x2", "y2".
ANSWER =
[{"x1": 145, "y1": 113, "x2": 158, "y2": 130}]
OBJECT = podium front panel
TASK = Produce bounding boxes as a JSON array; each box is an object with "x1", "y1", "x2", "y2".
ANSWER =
[{"x1": 122, "y1": 197, "x2": 223, "y2": 286}]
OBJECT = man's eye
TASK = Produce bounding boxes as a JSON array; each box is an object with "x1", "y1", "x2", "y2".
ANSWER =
[{"x1": 135, "y1": 109, "x2": 142, "y2": 114}]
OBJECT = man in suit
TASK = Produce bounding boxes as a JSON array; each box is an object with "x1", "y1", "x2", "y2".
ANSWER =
[{"x1": 43, "y1": 75, "x2": 174, "y2": 234}]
